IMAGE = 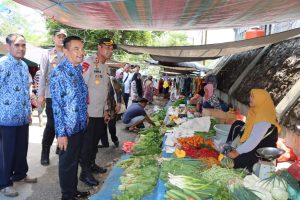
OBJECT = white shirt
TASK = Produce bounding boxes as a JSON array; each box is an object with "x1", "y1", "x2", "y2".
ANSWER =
[
  {"x1": 123, "y1": 72, "x2": 133, "y2": 94},
  {"x1": 236, "y1": 122, "x2": 271, "y2": 154}
]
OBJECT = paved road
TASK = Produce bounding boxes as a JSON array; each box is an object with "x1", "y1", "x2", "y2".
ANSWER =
[{"x1": 1, "y1": 97, "x2": 166, "y2": 200}]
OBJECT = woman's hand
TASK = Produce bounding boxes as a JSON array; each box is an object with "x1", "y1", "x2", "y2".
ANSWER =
[{"x1": 226, "y1": 150, "x2": 240, "y2": 159}]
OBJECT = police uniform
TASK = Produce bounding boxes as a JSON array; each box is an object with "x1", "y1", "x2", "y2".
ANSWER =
[
  {"x1": 80, "y1": 55, "x2": 109, "y2": 184},
  {"x1": 39, "y1": 48, "x2": 64, "y2": 165}
]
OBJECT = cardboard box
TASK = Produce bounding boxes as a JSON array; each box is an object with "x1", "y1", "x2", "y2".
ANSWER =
[{"x1": 202, "y1": 108, "x2": 237, "y2": 124}]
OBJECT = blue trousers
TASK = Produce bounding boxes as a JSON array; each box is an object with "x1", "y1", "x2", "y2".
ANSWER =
[{"x1": 0, "y1": 124, "x2": 29, "y2": 189}]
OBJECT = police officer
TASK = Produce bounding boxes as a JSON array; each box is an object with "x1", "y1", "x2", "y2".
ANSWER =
[
  {"x1": 79, "y1": 38, "x2": 119, "y2": 186},
  {"x1": 38, "y1": 29, "x2": 67, "y2": 166}
]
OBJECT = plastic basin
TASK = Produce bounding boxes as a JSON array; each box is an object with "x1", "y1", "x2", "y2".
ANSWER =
[{"x1": 213, "y1": 124, "x2": 231, "y2": 143}]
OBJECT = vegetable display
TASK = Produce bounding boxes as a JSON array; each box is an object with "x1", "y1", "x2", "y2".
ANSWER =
[
  {"x1": 200, "y1": 166, "x2": 247, "y2": 186},
  {"x1": 160, "y1": 158, "x2": 208, "y2": 181},
  {"x1": 166, "y1": 174, "x2": 220, "y2": 199},
  {"x1": 182, "y1": 146, "x2": 219, "y2": 159},
  {"x1": 171, "y1": 99, "x2": 185, "y2": 107},
  {"x1": 114, "y1": 155, "x2": 160, "y2": 200},
  {"x1": 133, "y1": 131, "x2": 163, "y2": 156},
  {"x1": 113, "y1": 103, "x2": 295, "y2": 200},
  {"x1": 177, "y1": 135, "x2": 214, "y2": 148}
]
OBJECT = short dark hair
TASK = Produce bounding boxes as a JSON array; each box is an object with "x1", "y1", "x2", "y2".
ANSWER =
[
  {"x1": 63, "y1": 36, "x2": 83, "y2": 49},
  {"x1": 6, "y1": 33, "x2": 25, "y2": 45},
  {"x1": 139, "y1": 98, "x2": 148, "y2": 103}
]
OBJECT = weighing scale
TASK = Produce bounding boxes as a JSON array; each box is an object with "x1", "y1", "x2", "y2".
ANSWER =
[{"x1": 253, "y1": 147, "x2": 285, "y2": 179}]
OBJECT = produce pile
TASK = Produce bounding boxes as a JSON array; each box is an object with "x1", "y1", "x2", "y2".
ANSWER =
[
  {"x1": 115, "y1": 155, "x2": 160, "y2": 200},
  {"x1": 133, "y1": 129, "x2": 163, "y2": 156},
  {"x1": 113, "y1": 104, "x2": 300, "y2": 200},
  {"x1": 160, "y1": 158, "x2": 209, "y2": 181}
]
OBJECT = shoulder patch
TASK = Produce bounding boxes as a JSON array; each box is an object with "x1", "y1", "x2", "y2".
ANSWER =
[{"x1": 82, "y1": 62, "x2": 90, "y2": 74}]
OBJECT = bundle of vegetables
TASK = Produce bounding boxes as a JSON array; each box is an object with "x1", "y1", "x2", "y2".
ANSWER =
[
  {"x1": 132, "y1": 131, "x2": 163, "y2": 156},
  {"x1": 194, "y1": 129, "x2": 216, "y2": 139},
  {"x1": 242, "y1": 173, "x2": 288, "y2": 200},
  {"x1": 182, "y1": 146, "x2": 219, "y2": 159},
  {"x1": 160, "y1": 158, "x2": 208, "y2": 181},
  {"x1": 250, "y1": 172, "x2": 289, "y2": 200},
  {"x1": 199, "y1": 157, "x2": 220, "y2": 167},
  {"x1": 227, "y1": 178, "x2": 261, "y2": 200},
  {"x1": 150, "y1": 109, "x2": 167, "y2": 122},
  {"x1": 165, "y1": 173, "x2": 221, "y2": 200},
  {"x1": 177, "y1": 135, "x2": 214, "y2": 148},
  {"x1": 277, "y1": 170, "x2": 300, "y2": 200},
  {"x1": 137, "y1": 126, "x2": 160, "y2": 135},
  {"x1": 114, "y1": 155, "x2": 160, "y2": 200},
  {"x1": 171, "y1": 98, "x2": 185, "y2": 107},
  {"x1": 219, "y1": 155, "x2": 235, "y2": 168},
  {"x1": 200, "y1": 165, "x2": 247, "y2": 186}
]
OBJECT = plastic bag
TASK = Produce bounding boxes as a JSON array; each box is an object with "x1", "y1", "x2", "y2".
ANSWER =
[{"x1": 277, "y1": 138, "x2": 297, "y2": 162}]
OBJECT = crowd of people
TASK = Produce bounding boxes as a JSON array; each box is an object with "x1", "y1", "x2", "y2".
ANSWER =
[
  {"x1": 0, "y1": 31, "x2": 283, "y2": 200},
  {"x1": 0, "y1": 30, "x2": 156, "y2": 200}
]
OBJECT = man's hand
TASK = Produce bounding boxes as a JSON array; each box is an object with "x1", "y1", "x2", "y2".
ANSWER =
[
  {"x1": 28, "y1": 115, "x2": 32, "y2": 125},
  {"x1": 104, "y1": 111, "x2": 111, "y2": 124},
  {"x1": 226, "y1": 150, "x2": 240, "y2": 159},
  {"x1": 115, "y1": 103, "x2": 121, "y2": 113},
  {"x1": 57, "y1": 136, "x2": 68, "y2": 151},
  {"x1": 38, "y1": 96, "x2": 45, "y2": 107}
]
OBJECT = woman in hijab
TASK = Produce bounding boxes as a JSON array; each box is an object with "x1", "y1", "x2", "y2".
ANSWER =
[
  {"x1": 225, "y1": 89, "x2": 280, "y2": 171},
  {"x1": 143, "y1": 76, "x2": 154, "y2": 104}
]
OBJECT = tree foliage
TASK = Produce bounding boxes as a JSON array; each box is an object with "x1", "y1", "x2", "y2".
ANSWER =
[
  {"x1": 46, "y1": 19, "x2": 164, "y2": 61},
  {"x1": 0, "y1": 0, "x2": 47, "y2": 45}
]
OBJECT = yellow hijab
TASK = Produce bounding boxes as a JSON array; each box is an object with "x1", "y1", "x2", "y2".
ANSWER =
[{"x1": 240, "y1": 89, "x2": 281, "y2": 143}]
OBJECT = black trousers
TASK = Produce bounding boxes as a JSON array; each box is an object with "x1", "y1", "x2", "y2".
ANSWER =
[
  {"x1": 123, "y1": 93, "x2": 130, "y2": 108},
  {"x1": 59, "y1": 132, "x2": 83, "y2": 199},
  {"x1": 80, "y1": 117, "x2": 107, "y2": 172},
  {"x1": 0, "y1": 125, "x2": 29, "y2": 189},
  {"x1": 41, "y1": 98, "x2": 55, "y2": 147},
  {"x1": 108, "y1": 118, "x2": 118, "y2": 143}
]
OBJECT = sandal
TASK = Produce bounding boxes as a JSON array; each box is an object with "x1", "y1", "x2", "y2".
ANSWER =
[{"x1": 129, "y1": 127, "x2": 139, "y2": 133}]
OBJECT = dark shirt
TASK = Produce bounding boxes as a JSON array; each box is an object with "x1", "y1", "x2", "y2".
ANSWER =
[
  {"x1": 50, "y1": 58, "x2": 88, "y2": 137},
  {"x1": 122, "y1": 103, "x2": 146, "y2": 124}
]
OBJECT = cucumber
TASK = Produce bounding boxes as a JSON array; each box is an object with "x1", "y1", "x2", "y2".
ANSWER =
[{"x1": 182, "y1": 188, "x2": 202, "y2": 200}]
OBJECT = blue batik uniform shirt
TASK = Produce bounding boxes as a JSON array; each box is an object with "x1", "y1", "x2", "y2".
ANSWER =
[
  {"x1": 50, "y1": 58, "x2": 88, "y2": 137},
  {"x1": 0, "y1": 53, "x2": 31, "y2": 126}
]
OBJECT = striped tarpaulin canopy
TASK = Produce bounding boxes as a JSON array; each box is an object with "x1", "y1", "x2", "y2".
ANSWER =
[{"x1": 12, "y1": 0, "x2": 300, "y2": 30}]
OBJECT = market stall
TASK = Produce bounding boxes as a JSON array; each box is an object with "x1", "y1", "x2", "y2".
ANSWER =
[{"x1": 89, "y1": 99, "x2": 300, "y2": 200}]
